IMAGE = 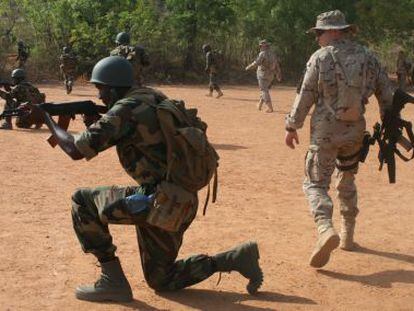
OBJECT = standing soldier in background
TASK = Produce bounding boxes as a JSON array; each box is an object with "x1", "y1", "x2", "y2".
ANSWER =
[
  {"x1": 60, "y1": 46, "x2": 78, "y2": 94},
  {"x1": 396, "y1": 50, "x2": 411, "y2": 91},
  {"x1": 0, "y1": 68, "x2": 45, "y2": 129},
  {"x1": 202, "y1": 44, "x2": 224, "y2": 98},
  {"x1": 16, "y1": 40, "x2": 30, "y2": 68},
  {"x1": 285, "y1": 10, "x2": 393, "y2": 268},
  {"x1": 110, "y1": 32, "x2": 150, "y2": 86},
  {"x1": 245, "y1": 40, "x2": 282, "y2": 113}
]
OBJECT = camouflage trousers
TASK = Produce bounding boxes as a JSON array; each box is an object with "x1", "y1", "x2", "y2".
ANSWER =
[
  {"x1": 257, "y1": 77, "x2": 272, "y2": 103},
  {"x1": 209, "y1": 72, "x2": 221, "y2": 92},
  {"x1": 71, "y1": 185, "x2": 215, "y2": 291},
  {"x1": 397, "y1": 72, "x2": 407, "y2": 91},
  {"x1": 303, "y1": 124, "x2": 365, "y2": 228}
]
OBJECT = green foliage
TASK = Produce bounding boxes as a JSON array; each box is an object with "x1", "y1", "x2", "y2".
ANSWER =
[{"x1": 1, "y1": 0, "x2": 414, "y2": 82}]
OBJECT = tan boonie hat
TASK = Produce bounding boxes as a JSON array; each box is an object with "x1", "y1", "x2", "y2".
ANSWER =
[{"x1": 307, "y1": 10, "x2": 357, "y2": 33}]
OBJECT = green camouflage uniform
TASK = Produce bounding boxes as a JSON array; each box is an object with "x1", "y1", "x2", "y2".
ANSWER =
[
  {"x1": 110, "y1": 45, "x2": 149, "y2": 86},
  {"x1": 205, "y1": 51, "x2": 221, "y2": 92},
  {"x1": 72, "y1": 87, "x2": 215, "y2": 291},
  {"x1": 1, "y1": 82, "x2": 45, "y2": 128},
  {"x1": 60, "y1": 52, "x2": 77, "y2": 89},
  {"x1": 286, "y1": 38, "x2": 393, "y2": 232},
  {"x1": 16, "y1": 44, "x2": 29, "y2": 68}
]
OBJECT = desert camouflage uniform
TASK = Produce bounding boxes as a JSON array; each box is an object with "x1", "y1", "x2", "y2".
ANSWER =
[
  {"x1": 254, "y1": 50, "x2": 280, "y2": 110},
  {"x1": 72, "y1": 87, "x2": 215, "y2": 290},
  {"x1": 396, "y1": 52, "x2": 411, "y2": 91},
  {"x1": 60, "y1": 52, "x2": 77, "y2": 92},
  {"x1": 286, "y1": 38, "x2": 393, "y2": 232},
  {"x1": 1, "y1": 82, "x2": 45, "y2": 128},
  {"x1": 110, "y1": 45, "x2": 149, "y2": 86}
]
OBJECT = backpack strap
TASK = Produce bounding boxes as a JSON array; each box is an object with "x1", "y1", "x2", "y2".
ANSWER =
[{"x1": 202, "y1": 167, "x2": 218, "y2": 216}]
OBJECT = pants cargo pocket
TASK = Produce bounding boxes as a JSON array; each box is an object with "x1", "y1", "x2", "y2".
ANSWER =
[{"x1": 305, "y1": 146, "x2": 322, "y2": 182}]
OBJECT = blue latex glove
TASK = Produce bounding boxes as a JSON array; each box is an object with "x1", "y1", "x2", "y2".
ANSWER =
[{"x1": 124, "y1": 193, "x2": 154, "y2": 215}]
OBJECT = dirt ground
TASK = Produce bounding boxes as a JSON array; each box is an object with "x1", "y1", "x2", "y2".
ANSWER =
[{"x1": 0, "y1": 82, "x2": 413, "y2": 311}]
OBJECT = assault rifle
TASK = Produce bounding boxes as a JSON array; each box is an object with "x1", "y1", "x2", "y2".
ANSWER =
[
  {"x1": 0, "y1": 100, "x2": 107, "y2": 147},
  {"x1": 363, "y1": 89, "x2": 414, "y2": 183},
  {"x1": 0, "y1": 80, "x2": 13, "y2": 91}
]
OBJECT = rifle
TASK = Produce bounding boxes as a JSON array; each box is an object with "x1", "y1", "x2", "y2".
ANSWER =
[
  {"x1": 364, "y1": 89, "x2": 414, "y2": 183},
  {"x1": 0, "y1": 100, "x2": 107, "y2": 147},
  {"x1": 0, "y1": 80, "x2": 13, "y2": 91}
]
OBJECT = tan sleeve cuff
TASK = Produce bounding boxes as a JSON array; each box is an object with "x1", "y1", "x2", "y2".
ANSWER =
[{"x1": 74, "y1": 133, "x2": 98, "y2": 161}]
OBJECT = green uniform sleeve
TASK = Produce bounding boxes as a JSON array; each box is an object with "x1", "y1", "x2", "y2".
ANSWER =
[{"x1": 74, "y1": 101, "x2": 137, "y2": 160}]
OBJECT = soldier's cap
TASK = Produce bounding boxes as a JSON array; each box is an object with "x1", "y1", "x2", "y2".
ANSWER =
[
  {"x1": 307, "y1": 10, "x2": 357, "y2": 34},
  {"x1": 259, "y1": 40, "x2": 270, "y2": 46}
]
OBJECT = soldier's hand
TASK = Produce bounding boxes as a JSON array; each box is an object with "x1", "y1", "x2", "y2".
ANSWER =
[
  {"x1": 83, "y1": 114, "x2": 101, "y2": 127},
  {"x1": 285, "y1": 130, "x2": 299, "y2": 149}
]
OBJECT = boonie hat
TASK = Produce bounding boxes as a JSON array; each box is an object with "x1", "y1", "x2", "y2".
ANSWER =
[{"x1": 307, "y1": 10, "x2": 357, "y2": 33}]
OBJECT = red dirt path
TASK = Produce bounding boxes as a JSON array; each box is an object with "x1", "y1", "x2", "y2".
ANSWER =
[{"x1": 0, "y1": 83, "x2": 413, "y2": 310}]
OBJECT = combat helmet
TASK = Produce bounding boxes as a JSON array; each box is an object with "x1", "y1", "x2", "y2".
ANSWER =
[
  {"x1": 115, "y1": 32, "x2": 130, "y2": 45},
  {"x1": 90, "y1": 56, "x2": 134, "y2": 87},
  {"x1": 11, "y1": 68, "x2": 25, "y2": 79},
  {"x1": 17, "y1": 40, "x2": 25, "y2": 47},
  {"x1": 63, "y1": 46, "x2": 70, "y2": 53},
  {"x1": 202, "y1": 44, "x2": 211, "y2": 53}
]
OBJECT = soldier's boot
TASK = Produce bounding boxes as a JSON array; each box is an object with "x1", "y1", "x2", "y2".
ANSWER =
[
  {"x1": 0, "y1": 117, "x2": 12, "y2": 130},
  {"x1": 212, "y1": 241, "x2": 263, "y2": 295},
  {"x1": 206, "y1": 88, "x2": 213, "y2": 97},
  {"x1": 257, "y1": 99, "x2": 264, "y2": 110},
  {"x1": 75, "y1": 258, "x2": 133, "y2": 302},
  {"x1": 216, "y1": 90, "x2": 224, "y2": 98},
  {"x1": 340, "y1": 217, "x2": 356, "y2": 251},
  {"x1": 265, "y1": 101, "x2": 274, "y2": 113},
  {"x1": 309, "y1": 225, "x2": 340, "y2": 268}
]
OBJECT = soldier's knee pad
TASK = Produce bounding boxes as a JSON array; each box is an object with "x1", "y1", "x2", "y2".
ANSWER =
[{"x1": 71, "y1": 188, "x2": 90, "y2": 207}]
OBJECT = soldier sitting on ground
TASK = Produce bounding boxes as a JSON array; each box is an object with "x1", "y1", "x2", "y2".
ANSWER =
[{"x1": 0, "y1": 68, "x2": 45, "y2": 130}]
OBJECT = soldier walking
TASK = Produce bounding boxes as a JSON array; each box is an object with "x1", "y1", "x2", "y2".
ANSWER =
[
  {"x1": 246, "y1": 40, "x2": 282, "y2": 113},
  {"x1": 202, "y1": 44, "x2": 224, "y2": 98},
  {"x1": 59, "y1": 46, "x2": 78, "y2": 94},
  {"x1": 16, "y1": 40, "x2": 30, "y2": 68},
  {"x1": 396, "y1": 50, "x2": 411, "y2": 91},
  {"x1": 110, "y1": 32, "x2": 150, "y2": 86},
  {"x1": 285, "y1": 10, "x2": 393, "y2": 268}
]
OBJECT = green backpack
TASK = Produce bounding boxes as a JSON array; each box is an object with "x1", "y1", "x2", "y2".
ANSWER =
[{"x1": 147, "y1": 99, "x2": 219, "y2": 214}]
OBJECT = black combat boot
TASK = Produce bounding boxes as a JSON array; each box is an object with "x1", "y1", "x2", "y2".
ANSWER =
[
  {"x1": 75, "y1": 257, "x2": 133, "y2": 302},
  {"x1": 212, "y1": 241, "x2": 263, "y2": 295}
]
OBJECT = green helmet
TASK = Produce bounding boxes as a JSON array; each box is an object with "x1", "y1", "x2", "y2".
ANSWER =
[
  {"x1": 202, "y1": 44, "x2": 211, "y2": 53},
  {"x1": 115, "y1": 32, "x2": 130, "y2": 45},
  {"x1": 11, "y1": 68, "x2": 25, "y2": 79},
  {"x1": 63, "y1": 46, "x2": 70, "y2": 53},
  {"x1": 18, "y1": 40, "x2": 25, "y2": 47},
  {"x1": 90, "y1": 56, "x2": 134, "y2": 87}
]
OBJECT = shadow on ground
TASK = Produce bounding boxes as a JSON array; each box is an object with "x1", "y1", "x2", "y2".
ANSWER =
[{"x1": 318, "y1": 269, "x2": 414, "y2": 288}]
